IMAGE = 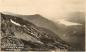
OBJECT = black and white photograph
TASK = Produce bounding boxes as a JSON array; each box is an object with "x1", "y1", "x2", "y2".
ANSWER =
[{"x1": 0, "y1": 0, "x2": 85, "y2": 51}]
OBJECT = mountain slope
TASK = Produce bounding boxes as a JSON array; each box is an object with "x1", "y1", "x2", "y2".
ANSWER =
[{"x1": 1, "y1": 13, "x2": 71, "y2": 51}]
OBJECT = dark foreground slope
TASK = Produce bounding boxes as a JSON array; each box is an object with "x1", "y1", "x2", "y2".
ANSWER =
[{"x1": 1, "y1": 13, "x2": 71, "y2": 51}]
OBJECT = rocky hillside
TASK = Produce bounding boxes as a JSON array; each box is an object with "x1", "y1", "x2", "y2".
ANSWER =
[{"x1": 0, "y1": 13, "x2": 71, "y2": 51}]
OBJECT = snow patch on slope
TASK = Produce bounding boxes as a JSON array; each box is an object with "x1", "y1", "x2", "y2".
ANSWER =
[{"x1": 10, "y1": 19, "x2": 21, "y2": 26}]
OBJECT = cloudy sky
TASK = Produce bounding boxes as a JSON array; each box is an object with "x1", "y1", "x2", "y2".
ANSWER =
[{"x1": 0, "y1": 0, "x2": 85, "y2": 21}]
